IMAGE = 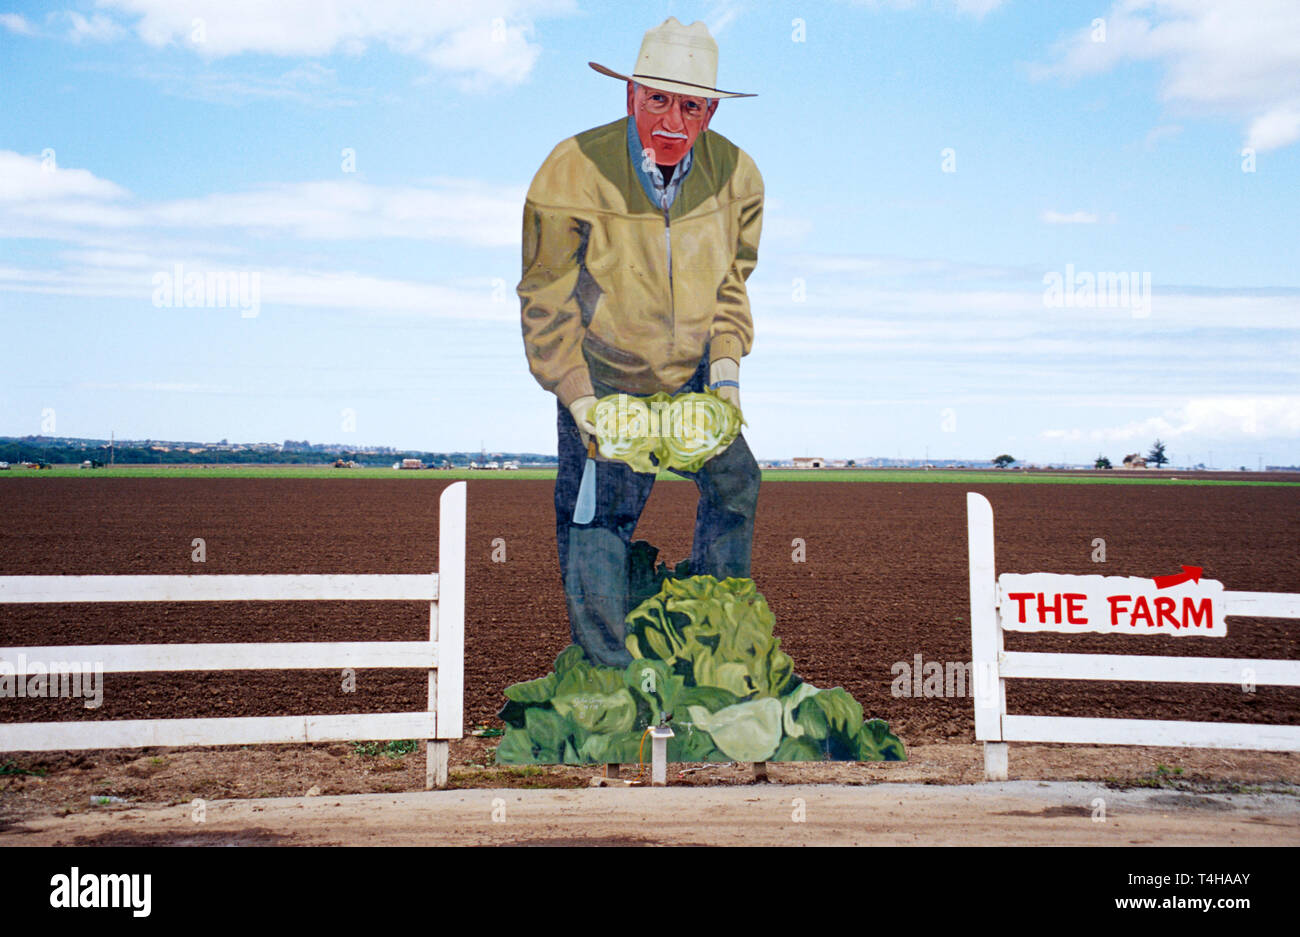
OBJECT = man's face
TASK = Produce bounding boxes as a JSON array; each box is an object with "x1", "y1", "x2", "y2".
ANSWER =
[{"x1": 627, "y1": 81, "x2": 717, "y2": 166}]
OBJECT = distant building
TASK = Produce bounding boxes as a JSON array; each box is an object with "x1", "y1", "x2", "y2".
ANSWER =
[
  {"x1": 1121, "y1": 453, "x2": 1147, "y2": 469},
  {"x1": 792, "y1": 457, "x2": 826, "y2": 469}
]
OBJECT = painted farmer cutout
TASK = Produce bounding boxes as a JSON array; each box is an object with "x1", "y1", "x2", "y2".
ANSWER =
[{"x1": 506, "y1": 19, "x2": 904, "y2": 766}]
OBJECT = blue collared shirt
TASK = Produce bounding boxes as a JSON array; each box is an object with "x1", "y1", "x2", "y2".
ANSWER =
[{"x1": 626, "y1": 115, "x2": 693, "y2": 212}]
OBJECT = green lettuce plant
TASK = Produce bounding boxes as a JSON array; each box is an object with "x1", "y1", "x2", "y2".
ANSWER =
[{"x1": 496, "y1": 576, "x2": 905, "y2": 765}]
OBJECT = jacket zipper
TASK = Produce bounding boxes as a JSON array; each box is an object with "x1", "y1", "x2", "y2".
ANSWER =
[{"x1": 662, "y1": 193, "x2": 673, "y2": 335}]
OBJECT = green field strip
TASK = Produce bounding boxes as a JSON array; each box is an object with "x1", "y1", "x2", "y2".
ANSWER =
[{"x1": 1, "y1": 466, "x2": 1295, "y2": 486}]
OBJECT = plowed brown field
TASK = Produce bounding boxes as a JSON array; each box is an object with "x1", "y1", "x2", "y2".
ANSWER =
[{"x1": 1, "y1": 478, "x2": 1297, "y2": 743}]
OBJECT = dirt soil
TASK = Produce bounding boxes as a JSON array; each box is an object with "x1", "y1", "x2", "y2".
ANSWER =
[
  {"x1": 5, "y1": 778, "x2": 1297, "y2": 847},
  {"x1": 1, "y1": 478, "x2": 1298, "y2": 831}
]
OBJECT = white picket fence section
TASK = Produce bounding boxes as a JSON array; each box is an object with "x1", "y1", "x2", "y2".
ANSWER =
[
  {"x1": 967, "y1": 491, "x2": 1300, "y2": 781},
  {"x1": 0, "y1": 481, "x2": 466, "y2": 789}
]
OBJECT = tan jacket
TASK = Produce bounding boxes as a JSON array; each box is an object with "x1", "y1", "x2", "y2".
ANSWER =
[{"x1": 518, "y1": 117, "x2": 763, "y2": 407}]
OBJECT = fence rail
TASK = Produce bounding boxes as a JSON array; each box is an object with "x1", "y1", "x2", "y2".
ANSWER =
[
  {"x1": 3, "y1": 642, "x2": 439, "y2": 673},
  {"x1": 0, "y1": 481, "x2": 466, "y2": 789},
  {"x1": 0, "y1": 573, "x2": 437, "y2": 603}
]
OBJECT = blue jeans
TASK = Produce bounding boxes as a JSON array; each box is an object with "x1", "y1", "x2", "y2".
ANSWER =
[{"x1": 554, "y1": 354, "x2": 760, "y2": 667}]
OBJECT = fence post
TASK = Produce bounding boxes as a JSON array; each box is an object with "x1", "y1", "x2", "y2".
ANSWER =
[
  {"x1": 967, "y1": 492, "x2": 1007, "y2": 780},
  {"x1": 428, "y1": 481, "x2": 466, "y2": 790}
]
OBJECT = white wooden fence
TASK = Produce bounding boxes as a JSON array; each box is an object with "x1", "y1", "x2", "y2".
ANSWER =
[
  {"x1": 967, "y1": 491, "x2": 1300, "y2": 781},
  {"x1": 0, "y1": 481, "x2": 466, "y2": 789}
]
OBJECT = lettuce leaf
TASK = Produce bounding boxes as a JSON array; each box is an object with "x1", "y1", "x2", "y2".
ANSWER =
[
  {"x1": 772, "y1": 735, "x2": 825, "y2": 761},
  {"x1": 524, "y1": 706, "x2": 570, "y2": 756},
  {"x1": 503, "y1": 672, "x2": 557, "y2": 704},
  {"x1": 686, "y1": 698, "x2": 782, "y2": 762},
  {"x1": 495, "y1": 726, "x2": 539, "y2": 764},
  {"x1": 781, "y1": 682, "x2": 820, "y2": 738},
  {"x1": 856, "y1": 718, "x2": 907, "y2": 762},
  {"x1": 551, "y1": 661, "x2": 637, "y2": 735},
  {"x1": 594, "y1": 394, "x2": 660, "y2": 474}
]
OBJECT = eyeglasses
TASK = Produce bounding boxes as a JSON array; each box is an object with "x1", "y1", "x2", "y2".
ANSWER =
[{"x1": 638, "y1": 89, "x2": 713, "y2": 121}]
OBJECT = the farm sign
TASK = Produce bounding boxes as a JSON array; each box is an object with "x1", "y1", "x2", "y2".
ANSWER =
[{"x1": 997, "y1": 573, "x2": 1226, "y2": 637}]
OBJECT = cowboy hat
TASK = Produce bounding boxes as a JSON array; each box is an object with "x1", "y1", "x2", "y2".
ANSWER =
[{"x1": 589, "y1": 17, "x2": 755, "y2": 99}]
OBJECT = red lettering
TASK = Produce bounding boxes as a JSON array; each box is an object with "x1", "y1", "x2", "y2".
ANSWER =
[
  {"x1": 1183, "y1": 597, "x2": 1213, "y2": 629},
  {"x1": 1154, "y1": 596, "x2": 1178, "y2": 629},
  {"x1": 1130, "y1": 595, "x2": 1155, "y2": 628},
  {"x1": 1007, "y1": 592, "x2": 1034, "y2": 624},
  {"x1": 1064, "y1": 593, "x2": 1087, "y2": 625},
  {"x1": 1037, "y1": 592, "x2": 1064, "y2": 624},
  {"x1": 1108, "y1": 595, "x2": 1131, "y2": 626}
]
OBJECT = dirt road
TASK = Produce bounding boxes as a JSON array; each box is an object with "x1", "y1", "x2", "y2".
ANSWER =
[{"x1": 6, "y1": 781, "x2": 1297, "y2": 847}]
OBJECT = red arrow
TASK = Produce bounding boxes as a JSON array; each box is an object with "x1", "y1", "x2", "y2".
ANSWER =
[{"x1": 1153, "y1": 565, "x2": 1203, "y2": 589}]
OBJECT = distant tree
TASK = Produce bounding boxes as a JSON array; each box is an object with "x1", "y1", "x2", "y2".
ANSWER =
[
  {"x1": 1147, "y1": 439, "x2": 1169, "y2": 468},
  {"x1": 1094, "y1": 455, "x2": 1112, "y2": 469},
  {"x1": 993, "y1": 454, "x2": 1015, "y2": 469}
]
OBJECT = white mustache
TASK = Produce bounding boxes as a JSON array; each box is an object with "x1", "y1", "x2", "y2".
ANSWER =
[{"x1": 653, "y1": 130, "x2": 688, "y2": 140}]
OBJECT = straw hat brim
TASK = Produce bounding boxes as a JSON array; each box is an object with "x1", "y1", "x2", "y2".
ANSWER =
[{"x1": 589, "y1": 61, "x2": 756, "y2": 99}]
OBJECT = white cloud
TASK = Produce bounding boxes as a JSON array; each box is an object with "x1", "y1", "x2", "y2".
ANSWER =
[
  {"x1": 92, "y1": 0, "x2": 576, "y2": 88},
  {"x1": 1046, "y1": 396, "x2": 1300, "y2": 443},
  {"x1": 1245, "y1": 102, "x2": 1300, "y2": 152},
  {"x1": 1144, "y1": 123, "x2": 1183, "y2": 147},
  {"x1": 0, "y1": 259, "x2": 513, "y2": 322},
  {"x1": 61, "y1": 11, "x2": 126, "y2": 42},
  {"x1": 0, "y1": 13, "x2": 36, "y2": 35},
  {"x1": 1033, "y1": 0, "x2": 1300, "y2": 152},
  {"x1": 786, "y1": 252, "x2": 1025, "y2": 280},
  {"x1": 259, "y1": 269, "x2": 515, "y2": 320},
  {"x1": 754, "y1": 281, "x2": 1300, "y2": 332},
  {"x1": 706, "y1": 1, "x2": 747, "y2": 36},
  {"x1": 0, "y1": 151, "x2": 522, "y2": 247},
  {"x1": 1042, "y1": 210, "x2": 1099, "y2": 224},
  {"x1": 143, "y1": 178, "x2": 524, "y2": 246},
  {"x1": 951, "y1": 0, "x2": 1005, "y2": 15},
  {"x1": 416, "y1": 17, "x2": 542, "y2": 90},
  {"x1": 847, "y1": 0, "x2": 1007, "y2": 16},
  {"x1": 79, "y1": 381, "x2": 236, "y2": 394},
  {"x1": 0, "y1": 151, "x2": 128, "y2": 202},
  {"x1": 117, "y1": 61, "x2": 368, "y2": 107}
]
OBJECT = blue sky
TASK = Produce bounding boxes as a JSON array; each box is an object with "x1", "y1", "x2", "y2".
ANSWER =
[{"x1": 1, "y1": 0, "x2": 1297, "y2": 467}]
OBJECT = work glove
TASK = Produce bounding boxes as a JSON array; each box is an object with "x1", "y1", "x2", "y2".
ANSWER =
[
  {"x1": 568, "y1": 395, "x2": 598, "y2": 448},
  {"x1": 709, "y1": 358, "x2": 742, "y2": 416}
]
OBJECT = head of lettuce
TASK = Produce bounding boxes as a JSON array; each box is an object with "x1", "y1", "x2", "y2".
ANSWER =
[{"x1": 497, "y1": 575, "x2": 906, "y2": 765}]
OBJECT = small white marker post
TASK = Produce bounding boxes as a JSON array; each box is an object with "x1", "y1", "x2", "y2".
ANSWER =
[{"x1": 650, "y1": 725, "x2": 674, "y2": 786}]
